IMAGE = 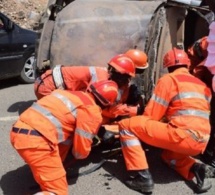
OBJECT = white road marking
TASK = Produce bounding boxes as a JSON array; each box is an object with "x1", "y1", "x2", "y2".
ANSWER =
[{"x1": 0, "y1": 116, "x2": 19, "y2": 121}]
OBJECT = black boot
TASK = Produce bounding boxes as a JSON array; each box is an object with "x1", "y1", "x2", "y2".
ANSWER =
[
  {"x1": 125, "y1": 169, "x2": 154, "y2": 194},
  {"x1": 201, "y1": 149, "x2": 215, "y2": 168},
  {"x1": 190, "y1": 163, "x2": 212, "y2": 193}
]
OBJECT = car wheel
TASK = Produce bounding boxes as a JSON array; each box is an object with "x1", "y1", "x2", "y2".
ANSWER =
[{"x1": 19, "y1": 53, "x2": 36, "y2": 84}]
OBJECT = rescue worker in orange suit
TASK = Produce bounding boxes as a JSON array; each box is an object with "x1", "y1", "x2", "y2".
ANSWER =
[
  {"x1": 117, "y1": 48, "x2": 212, "y2": 194},
  {"x1": 188, "y1": 36, "x2": 215, "y2": 168},
  {"x1": 97, "y1": 49, "x2": 149, "y2": 141},
  {"x1": 10, "y1": 80, "x2": 118, "y2": 195}
]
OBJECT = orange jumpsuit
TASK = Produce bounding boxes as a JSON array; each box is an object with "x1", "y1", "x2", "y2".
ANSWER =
[
  {"x1": 118, "y1": 67, "x2": 211, "y2": 180},
  {"x1": 10, "y1": 89, "x2": 103, "y2": 195}
]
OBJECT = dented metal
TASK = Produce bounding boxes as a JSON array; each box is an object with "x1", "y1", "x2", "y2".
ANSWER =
[{"x1": 35, "y1": 0, "x2": 210, "y2": 99}]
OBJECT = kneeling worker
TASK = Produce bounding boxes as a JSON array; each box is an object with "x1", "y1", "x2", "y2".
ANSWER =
[
  {"x1": 118, "y1": 48, "x2": 212, "y2": 194},
  {"x1": 10, "y1": 80, "x2": 118, "y2": 195}
]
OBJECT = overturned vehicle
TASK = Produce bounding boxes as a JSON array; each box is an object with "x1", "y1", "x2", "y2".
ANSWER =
[{"x1": 35, "y1": 0, "x2": 212, "y2": 101}]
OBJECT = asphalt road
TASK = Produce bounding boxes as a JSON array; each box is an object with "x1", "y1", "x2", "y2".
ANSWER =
[{"x1": 0, "y1": 78, "x2": 214, "y2": 195}]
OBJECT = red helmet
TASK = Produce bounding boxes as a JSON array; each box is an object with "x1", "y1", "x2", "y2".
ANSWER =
[
  {"x1": 163, "y1": 47, "x2": 191, "y2": 68},
  {"x1": 125, "y1": 49, "x2": 148, "y2": 69},
  {"x1": 108, "y1": 54, "x2": 135, "y2": 77},
  {"x1": 88, "y1": 80, "x2": 118, "y2": 107}
]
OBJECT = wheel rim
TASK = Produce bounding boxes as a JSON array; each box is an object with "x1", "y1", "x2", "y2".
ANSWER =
[{"x1": 23, "y1": 55, "x2": 35, "y2": 80}]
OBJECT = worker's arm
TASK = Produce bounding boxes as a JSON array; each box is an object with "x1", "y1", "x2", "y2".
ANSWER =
[
  {"x1": 72, "y1": 106, "x2": 102, "y2": 159},
  {"x1": 144, "y1": 75, "x2": 173, "y2": 120}
]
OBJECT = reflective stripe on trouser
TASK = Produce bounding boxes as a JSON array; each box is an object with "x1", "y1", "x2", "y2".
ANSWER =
[
  {"x1": 119, "y1": 115, "x2": 208, "y2": 180},
  {"x1": 120, "y1": 129, "x2": 148, "y2": 170},
  {"x1": 10, "y1": 131, "x2": 68, "y2": 195}
]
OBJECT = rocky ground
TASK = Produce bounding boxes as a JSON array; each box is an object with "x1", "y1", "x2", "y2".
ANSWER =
[{"x1": 0, "y1": 0, "x2": 48, "y2": 30}]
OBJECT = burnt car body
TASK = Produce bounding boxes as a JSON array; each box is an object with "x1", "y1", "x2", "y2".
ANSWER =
[
  {"x1": 35, "y1": 0, "x2": 212, "y2": 100},
  {"x1": 0, "y1": 12, "x2": 37, "y2": 83}
]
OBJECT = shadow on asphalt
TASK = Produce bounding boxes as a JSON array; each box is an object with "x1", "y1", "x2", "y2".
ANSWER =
[
  {"x1": 0, "y1": 142, "x2": 196, "y2": 195},
  {"x1": 0, "y1": 164, "x2": 38, "y2": 195},
  {"x1": 7, "y1": 100, "x2": 36, "y2": 115},
  {"x1": 0, "y1": 78, "x2": 25, "y2": 89}
]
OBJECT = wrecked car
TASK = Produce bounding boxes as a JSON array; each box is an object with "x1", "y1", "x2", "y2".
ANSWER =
[{"x1": 35, "y1": 0, "x2": 212, "y2": 100}]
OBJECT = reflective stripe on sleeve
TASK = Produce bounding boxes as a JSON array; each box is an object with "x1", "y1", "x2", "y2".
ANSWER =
[
  {"x1": 151, "y1": 94, "x2": 169, "y2": 107},
  {"x1": 172, "y1": 92, "x2": 211, "y2": 103},
  {"x1": 75, "y1": 128, "x2": 94, "y2": 140},
  {"x1": 173, "y1": 109, "x2": 209, "y2": 119},
  {"x1": 52, "y1": 92, "x2": 77, "y2": 118},
  {"x1": 52, "y1": 65, "x2": 66, "y2": 89},
  {"x1": 31, "y1": 103, "x2": 64, "y2": 142}
]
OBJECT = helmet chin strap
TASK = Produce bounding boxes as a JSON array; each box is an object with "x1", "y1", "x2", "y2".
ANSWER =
[{"x1": 90, "y1": 85, "x2": 110, "y2": 106}]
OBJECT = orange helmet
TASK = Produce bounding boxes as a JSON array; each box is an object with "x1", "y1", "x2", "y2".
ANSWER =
[
  {"x1": 125, "y1": 49, "x2": 148, "y2": 69},
  {"x1": 108, "y1": 54, "x2": 135, "y2": 77},
  {"x1": 163, "y1": 47, "x2": 191, "y2": 68},
  {"x1": 88, "y1": 80, "x2": 118, "y2": 107}
]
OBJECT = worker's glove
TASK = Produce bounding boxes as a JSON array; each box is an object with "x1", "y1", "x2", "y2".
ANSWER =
[
  {"x1": 126, "y1": 84, "x2": 142, "y2": 106},
  {"x1": 97, "y1": 126, "x2": 115, "y2": 145}
]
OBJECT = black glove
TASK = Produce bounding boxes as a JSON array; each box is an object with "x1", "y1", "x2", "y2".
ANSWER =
[
  {"x1": 98, "y1": 126, "x2": 115, "y2": 145},
  {"x1": 126, "y1": 84, "x2": 142, "y2": 106}
]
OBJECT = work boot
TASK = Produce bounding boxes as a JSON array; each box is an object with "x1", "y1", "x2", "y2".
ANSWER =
[
  {"x1": 200, "y1": 150, "x2": 215, "y2": 168},
  {"x1": 190, "y1": 163, "x2": 212, "y2": 193},
  {"x1": 125, "y1": 169, "x2": 154, "y2": 194}
]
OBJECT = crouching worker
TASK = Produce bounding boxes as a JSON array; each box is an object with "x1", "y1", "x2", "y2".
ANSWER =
[
  {"x1": 118, "y1": 48, "x2": 212, "y2": 194},
  {"x1": 10, "y1": 80, "x2": 118, "y2": 195}
]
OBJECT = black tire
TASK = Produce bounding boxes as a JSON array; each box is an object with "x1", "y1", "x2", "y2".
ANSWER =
[{"x1": 19, "y1": 52, "x2": 36, "y2": 84}]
